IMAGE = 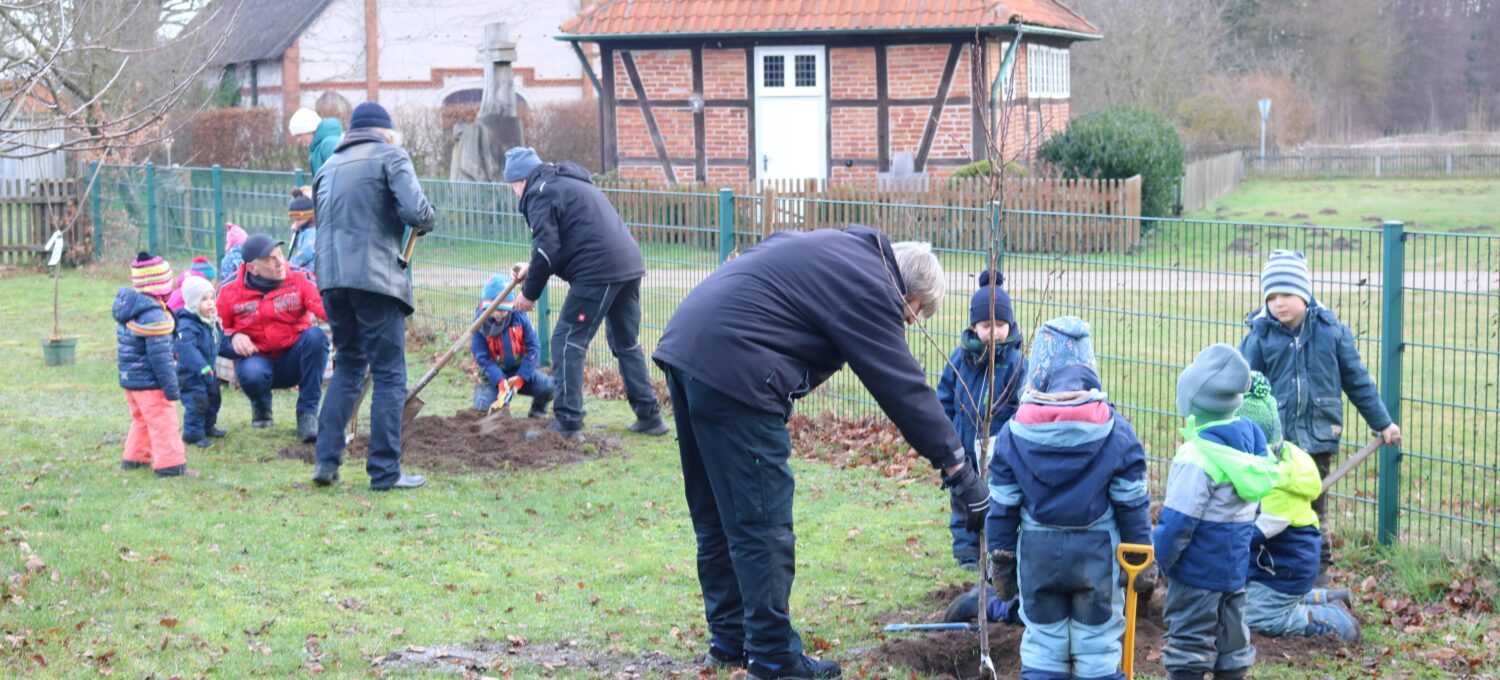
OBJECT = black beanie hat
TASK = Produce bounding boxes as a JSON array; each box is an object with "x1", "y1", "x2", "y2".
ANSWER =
[{"x1": 969, "y1": 270, "x2": 1015, "y2": 328}]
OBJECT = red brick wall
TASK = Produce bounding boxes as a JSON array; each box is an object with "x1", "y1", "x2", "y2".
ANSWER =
[
  {"x1": 706, "y1": 107, "x2": 748, "y2": 159},
  {"x1": 703, "y1": 49, "x2": 746, "y2": 99},
  {"x1": 830, "y1": 48, "x2": 876, "y2": 99},
  {"x1": 706, "y1": 166, "x2": 750, "y2": 184},
  {"x1": 830, "y1": 108, "x2": 877, "y2": 158}
]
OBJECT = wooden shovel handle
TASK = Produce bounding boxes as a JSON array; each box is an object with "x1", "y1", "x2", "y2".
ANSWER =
[
  {"x1": 1320, "y1": 436, "x2": 1385, "y2": 494},
  {"x1": 405, "y1": 275, "x2": 522, "y2": 400}
]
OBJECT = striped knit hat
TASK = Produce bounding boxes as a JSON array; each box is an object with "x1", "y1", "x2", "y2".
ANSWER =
[
  {"x1": 190, "y1": 255, "x2": 216, "y2": 281},
  {"x1": 131, "y1": 251, "x2": 174, "y2": 298},
  {"x1": 288, "y1": 188, "x2": 314, "y2": 222},
  {"x1": 1261, "y1": 249, "x2": 1311, "y2": 304}
]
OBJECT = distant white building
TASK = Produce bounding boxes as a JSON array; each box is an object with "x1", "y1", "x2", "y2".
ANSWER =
[{"x1": 204, "y1": 0, "x2": 594, "y2": 123}]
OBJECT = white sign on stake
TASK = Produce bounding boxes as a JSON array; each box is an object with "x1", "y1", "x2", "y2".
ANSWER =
[{"x1": 45, "y1": 230, "x2": 65, "y2": 267}]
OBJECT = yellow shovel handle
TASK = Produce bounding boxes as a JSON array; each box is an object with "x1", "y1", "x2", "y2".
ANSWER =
[{"x1": 1116, "y1": 543, "x2": 1155, "y2": 680}]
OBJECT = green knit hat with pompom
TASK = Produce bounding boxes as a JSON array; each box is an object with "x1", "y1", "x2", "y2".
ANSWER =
[{"x1": 1238, "y1": 371, "x2": 1282, "y2": 450}]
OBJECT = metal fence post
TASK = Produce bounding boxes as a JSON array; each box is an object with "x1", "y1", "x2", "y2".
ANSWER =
[
  {"x1": 537, "y1": 287, "x2": 551, "y2": 367},
  {"x1": 1378, "y1": 220, "x2": 1405, "y2": 546},
  {"x1": 90, "y1": 161, "x2": 103, "y2": 259},
  {"x1": 717, "y1": 187, "x2": 735, "y2": 262},
  {"x1": 146, "y1": 162, "x2": 158, "y2": 254},
  {"x1": 212, "y1": 165, "x2": 226, "y2": 260},
  {"x1": 294, "y1": 168, "x2": 305, "y2": 187}
]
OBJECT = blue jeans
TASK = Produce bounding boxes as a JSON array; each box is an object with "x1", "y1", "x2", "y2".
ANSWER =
[
  {"x1": 234, "y1": 326, "x2": 328, "y2": 416},
  {"x1": 551, "y1": 279, "x2": 659, "y2": 430},
  {"x1": 663, "y1": 363, "x2": 802, "y2": 662},
  {"x1": 473, "y1": 372, "x2": 556, "y2": 413},
  {"x1": 314, "y1": 289, "x2": 407, "y2": 489}
]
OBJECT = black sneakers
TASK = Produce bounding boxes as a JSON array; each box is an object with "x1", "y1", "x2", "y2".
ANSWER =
[{"x1": 747, "y1": 654, "x2": 841, "y2": 680}]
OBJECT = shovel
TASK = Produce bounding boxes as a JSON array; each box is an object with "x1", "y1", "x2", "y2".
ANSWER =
[
  {"x1": 1321, "y1": 436, "x2": 1385, "y2": 495},
  {"x1": 472, "y1": 372, "x2": 521, "y2": 436},
  {"x1": 346, "y1": 228, "x2": 423, "y2": 443},
  {"x1": 1116, "y1": 543, "x2": 1155, "y2": 680},
  {"x1": 882, "y1": 622, "x2": 977, "y2": 633},
  {"x1": 401, "y1": 276, "x2": 522, "y2": 441}
]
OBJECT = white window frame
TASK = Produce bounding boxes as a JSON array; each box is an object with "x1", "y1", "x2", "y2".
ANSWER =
[
  {"x1": 1026, "y1": 44, "x2": 1070, "y2": 99},
  {"x1": 756, "y1": 46, "x2": 823, "y2": 97}
]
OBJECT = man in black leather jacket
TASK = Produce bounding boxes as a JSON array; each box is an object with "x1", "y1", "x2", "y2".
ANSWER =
[{"x1": 310, "y1": 102, "x2": 436, "y2": 491}]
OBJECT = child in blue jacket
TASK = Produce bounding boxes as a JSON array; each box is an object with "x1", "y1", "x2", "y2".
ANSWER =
[
  {"x1": 471, "y1": 275, "x2": 555, "y2": 418},
  {"x1": 1237, "y1": 373, "x2": 1361, "y2": 642},
  {"x1": 1154, "y1": 344, "x2": 1281, "y2": 680},
  {"x1": 175, "y1": 276, "x2": 226, "y2": 447},
  {"x1": 936, "y1": 270, "x2": 1025, "y2": 569},
  {"x1": 1238, "y1": 249, "x2": 1400, "y2": 582},
  {"x1": 976, "y1": 317, "x2": 1154, "y2": 679}
]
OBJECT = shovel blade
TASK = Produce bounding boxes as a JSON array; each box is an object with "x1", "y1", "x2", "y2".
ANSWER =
[{"x1": 401, "y1": 393, "x2": 425, "y2": 436}]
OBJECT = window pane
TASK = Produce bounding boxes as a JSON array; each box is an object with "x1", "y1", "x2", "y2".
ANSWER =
[
  {"x1": 764, "y1": 55, "x2": 784, "y2": 88},
  {"x1": 795, "y1": 54, "x2": 817, "y2": 87}
]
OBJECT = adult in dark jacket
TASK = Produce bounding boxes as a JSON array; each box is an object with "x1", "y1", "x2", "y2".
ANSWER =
[
  {"x1": 311, "y1": 101, "x2": 436, "y2": 491},
  {"x1": 502, "y1": 147, "x2": 664, "y2": 441},
  {"x1": 651, "y1": 225, "x2": 987, "y2": 680},
  {"x1": 218, "y1": 234, "x2": 328, "y2": 440}
]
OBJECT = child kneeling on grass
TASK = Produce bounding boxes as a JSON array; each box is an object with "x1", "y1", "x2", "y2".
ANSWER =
[
  {"x1": 1154, "y1": 344, "x2": 1281, "y2": 680},
  {"x1": 470, "y1": 274, "x2": 554, "y2": 418},
  {"x1": 946, "y1": 317, "x2": 1154, "y2": 679},
  {"x1": 1237, "y1": 372, "x2": 1361, "y2": 642},
  {"x1": 175, "y1": 276, "x2": 226, "y2": 447},
  {"x1": 114, "y1": 252, "x2": 190, "y2": 477},
  {"x1": 936, "y1": 270, "x2": 1025, "y2": 570}
]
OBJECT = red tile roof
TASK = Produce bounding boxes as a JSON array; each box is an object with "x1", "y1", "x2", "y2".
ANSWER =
[{"x1": 560, "y1": 1, "x2": 1099, "y2": 39}]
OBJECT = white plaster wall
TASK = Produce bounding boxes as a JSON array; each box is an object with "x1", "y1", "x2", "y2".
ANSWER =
[
  {"x1": 300, "y1": 0, "x2": 367, "y2": 82},
  {"x1": 374, "y1": 0, "x2": 583, "y2": 83}
]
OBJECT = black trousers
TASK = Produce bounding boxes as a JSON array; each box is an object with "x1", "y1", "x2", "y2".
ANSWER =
[
  {"x1": 662, "y1": 363, "x2": 803, "y2": 662},
  {"x1": 550, "y1": 279, "x2": 659, "y2": 430}
]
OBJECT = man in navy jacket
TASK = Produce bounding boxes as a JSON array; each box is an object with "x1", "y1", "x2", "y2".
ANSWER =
[{"x1": 653, "y1": 225, "x2": 987, "y2": 680}]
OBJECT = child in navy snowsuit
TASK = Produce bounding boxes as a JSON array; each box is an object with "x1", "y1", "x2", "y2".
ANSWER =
[
  {"x1": 1238, "y1": 249, "x2": 1399, "y2": 580},
  {"x1": 1237, "y1": 372, "x2": 1361, "y2": 642},
  {"x1": 471, "y1": 274, "x2": 555, "y2": 418},
  {"x1": 1154, "y1": 345, "x2": 1281, "y2": 680},
  {"x1": 936, "y1": 270, "x2": 1024, "y2": 568},
  {"x1": 985, "y1": 316, "x2": 1153, "y2": 680},
  {"x1": 175, "y1": 275, "x2": 225, "y2": 446}
]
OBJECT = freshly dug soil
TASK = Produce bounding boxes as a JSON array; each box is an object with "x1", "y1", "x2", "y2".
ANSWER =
[
  {"x1": 278, "y1": 410, "x2": 617, "y2": 474},
  {"x1": 377, "y1": 640, "x2": 701, "y2": 677},
  {"x1": 862, "y1": 584, "x2": 1349, "y2": 679}
]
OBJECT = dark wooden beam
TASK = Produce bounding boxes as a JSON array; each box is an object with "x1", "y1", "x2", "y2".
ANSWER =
[
  {"x1": 875, "y1": 45, "x2": 889, "y2": 173},
  {"x1": 692, "y1": 47, "x2": 707, "y2": 182},
  {"x1": 620, "y1": 51, "x2": 678, "y2": 185},
  {"x1": 915, "y1": 43, "x2": 963, "y2": 171},
  {"x1": 620, "y1": 157, "x2": 752, "y2": 167},
  {"x1": 832, "y1": 159, "x2": 881, "y2": 167},
  {"x1": 830, "y1": 97, "x2": 972, "y2": 108},
  {"x1": 600, "y1": 47, "x2": 617, "y2": 173},
  {"x1": 615, "y1": 98, "x2": 752, "y2": 108},
  {"x1": 970, "y1": 40, "x2": 984, "y2": 163},
  {"x1": 745, "y1": 48, "x2": 757, "y2": 180},
  {"x1": 824, "y1": 47, "x2": 833, "y2": 179}
]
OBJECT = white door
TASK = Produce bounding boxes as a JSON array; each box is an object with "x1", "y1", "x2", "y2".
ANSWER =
[{"x1": 754, "y1": 46, "x2": 826, "y2": 182}]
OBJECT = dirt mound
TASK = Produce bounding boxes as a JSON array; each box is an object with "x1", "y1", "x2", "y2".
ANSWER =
[
  {"x1": 277, "y1": 410, "x2": 617, "y2": 474},
  {"x1": 862, "y1": 585, "x2": 1348, "y2": 679}
]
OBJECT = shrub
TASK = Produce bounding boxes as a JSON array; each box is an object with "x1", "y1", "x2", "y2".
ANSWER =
[
  {"x1": 521, "y1": 99, "x2": 600, "y2": 172},
  {"x1": 171, "y1": 107, "x2": 285, "y2": 168},
  {"x1": 946, "y1": 159, "x2": 1028, "y2": 187},
  {"x1": 1039, "y1": 106, "x2": 1183, "y2": 218}
]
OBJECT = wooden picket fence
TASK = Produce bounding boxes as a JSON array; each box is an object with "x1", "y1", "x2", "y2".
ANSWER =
[
  {"x1": 1179, "y1": 151, "x2": 1245, "y2": 213},
  {"x1": 0, "y1": 178, "x2": 82, "y2": 265},
  {"x1": 599, "y1": 174, "x2": 1143, "y2": 254}
]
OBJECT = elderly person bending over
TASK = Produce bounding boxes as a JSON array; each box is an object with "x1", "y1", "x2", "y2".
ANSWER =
[
  {"x1": 652, "y1": 225, "x2": 987, "y2": 680},
  {"x1": 217, "y1": 233, "x2": 328, "y2": 441}
]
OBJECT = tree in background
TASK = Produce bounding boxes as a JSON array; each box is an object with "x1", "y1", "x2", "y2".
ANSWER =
[{"x1": 0, "y1": 0, "x2": 239, "y2": 162}]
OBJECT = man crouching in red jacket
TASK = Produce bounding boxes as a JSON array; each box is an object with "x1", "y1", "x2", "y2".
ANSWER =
[{"x1": 217, "y1": 233, "x2": 329, "y2": 441}]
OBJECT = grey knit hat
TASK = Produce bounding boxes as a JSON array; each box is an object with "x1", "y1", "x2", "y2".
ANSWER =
[{"x1": 1176, "y1": 343, "x2": 1252, "y2": 420}]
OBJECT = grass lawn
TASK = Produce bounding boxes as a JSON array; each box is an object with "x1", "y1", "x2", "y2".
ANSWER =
[
  {"x1": 3, "y1": 269, "x2": 1498, "y2": 678},
  {"x1": 1187, "y1": 177, "x2": 1500, "y2": 233}
]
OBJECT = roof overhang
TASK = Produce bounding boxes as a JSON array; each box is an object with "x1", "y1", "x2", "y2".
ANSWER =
[{"x1": 556, "y1": 23, "x2": 1102, "y2": 43}]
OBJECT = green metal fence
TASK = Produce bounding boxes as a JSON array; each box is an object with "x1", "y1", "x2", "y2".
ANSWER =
[{"x1": 90, "y1": 162, "x2": 1500, "y2": 555}]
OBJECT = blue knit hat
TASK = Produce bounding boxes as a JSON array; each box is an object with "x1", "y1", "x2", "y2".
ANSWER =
[
  {"x1": 349, "y1": 101, "x2": 392, "y2": 130},
  {"x1": 503, "y1": 147, "x2": 543, "y2": 183},
  {"x1": 1261, "y1": 249, "x2": 1311, "y2": 304},
  {"x1": 969, "y1": 270, "x2": 1015, "y2": 328},
  {"x1": 1025, "y1": 316, "x2": 1097, "y2": 393},
  {"x1": 481, "y1": 274, "x2": 513, "y2": 302},
  {"x1": 1176, "y1": 343, "x2": 1252, "y2": 420}
]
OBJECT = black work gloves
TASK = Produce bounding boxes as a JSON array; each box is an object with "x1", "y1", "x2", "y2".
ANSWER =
[{"x1": 942, "y1": 462, "x2": 989, "y2": 534}]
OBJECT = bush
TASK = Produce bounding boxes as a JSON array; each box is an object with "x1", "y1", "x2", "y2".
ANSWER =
[
  {"x1": 1039, "y1": 106, "x2": 1183, "y2": 218},
  {"x1": 521, "y1": 100, "x2": 600, "y2": 172},
  {"x1": 946, "y1": 159, "x2": 1028, "y2": 187},
  {"x1": 1175, "y1": 73, "x2": 1315, "y2": 150},
  {"x1": 171, "y1": 107, "x2": 285, "y2": 168}
]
